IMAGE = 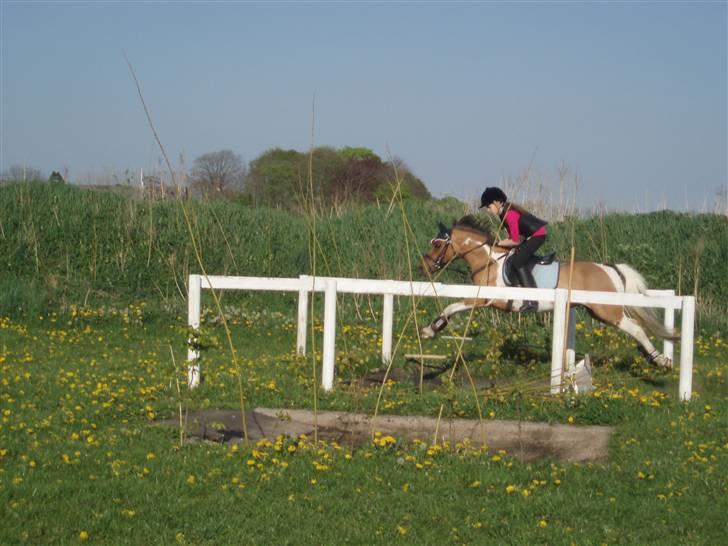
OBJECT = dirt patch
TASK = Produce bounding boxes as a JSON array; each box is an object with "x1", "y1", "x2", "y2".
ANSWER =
[{"x1": 158, "y1": 407, "x2": 613, "y2": 463}]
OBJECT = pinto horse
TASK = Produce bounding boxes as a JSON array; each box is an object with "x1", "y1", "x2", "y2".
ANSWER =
[{"x1": 420, "y1": 216, "x2": 676, "y2": 368}]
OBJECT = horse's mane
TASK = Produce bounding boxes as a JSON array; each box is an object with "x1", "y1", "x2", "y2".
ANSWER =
[{"x1": 453, "y1": 215, "x2": 496, "y2": 243}]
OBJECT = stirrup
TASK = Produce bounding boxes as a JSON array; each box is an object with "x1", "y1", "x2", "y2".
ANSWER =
[{"x1": 519, "y1": 301, "x2": 538, "y2": 313}]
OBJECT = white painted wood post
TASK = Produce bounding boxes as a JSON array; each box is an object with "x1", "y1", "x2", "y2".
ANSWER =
[
  {"x1": 679, "y1": 296, "x2": 695, "y2": 401},
  {"x1": 296, "y1": 275, "x2": 309, "y2": 356},
  {"x1": 664, "y1": 291, "x2": 675, "y2": 363},
  {"x1": 187, "y1": 274, "x2": 202, "y2": 389},
  {"x1": 647, "y1": 289, "x2": 676, "y2": 362},
  {"x1": 566, "y1": 307, "x2": 576, "y2": 371},
  {"x1": 322, "y1": 280, "x2": 337, "y2": 391},
  {"x1": 382, "y1": 293, "x2": 394, "y2": 363},
  {"x1": 550, "y1": 289, "x2": 569, "y2": 394}
]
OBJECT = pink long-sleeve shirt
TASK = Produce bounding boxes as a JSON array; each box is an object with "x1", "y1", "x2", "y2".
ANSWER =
[{"x1": 504, "y1": 209, "x2": 547, "y2": 242}]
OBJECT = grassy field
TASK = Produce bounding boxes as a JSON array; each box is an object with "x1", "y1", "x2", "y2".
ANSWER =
[
  {"x1": 1, "y1": 299, "x2": 726, "y2": 545},
  {"x1": 1, "y1": 182, "x2": 727, "y2": 544}
]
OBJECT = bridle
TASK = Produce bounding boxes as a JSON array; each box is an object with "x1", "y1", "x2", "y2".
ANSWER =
[
  {"x1": 423, "y1": 236, "x2": 452, "y2": 272},
  {"x1": 424, "y1": 233, "x2": 494, "y2": 274},
  {"x1": 425, "y1": 229, "x2": 509, "y2": 280}
]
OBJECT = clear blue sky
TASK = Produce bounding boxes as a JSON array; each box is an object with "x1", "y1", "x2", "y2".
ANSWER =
[{"x1": 2, "y1": 1, "x2": 726, "y2": 211}]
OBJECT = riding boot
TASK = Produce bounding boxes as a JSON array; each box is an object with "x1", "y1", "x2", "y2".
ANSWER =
[{"x1": 515, "y1": 267, "x2": 538, "y2": 312}]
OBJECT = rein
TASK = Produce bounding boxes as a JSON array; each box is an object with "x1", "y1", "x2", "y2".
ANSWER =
[
  {"x1": 461, "y1": 239, "x2": 509, "y2": 280},
  {"x1": 426, "y1": 227, "x2": 508, "y2": 280}
]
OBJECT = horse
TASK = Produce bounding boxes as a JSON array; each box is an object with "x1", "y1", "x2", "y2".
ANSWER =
[{"x1": 419, "y1": 215, "x2": 677, "y2": 369}]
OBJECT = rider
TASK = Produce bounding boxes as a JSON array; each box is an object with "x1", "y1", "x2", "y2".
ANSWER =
[{"x1": 480, "y1": 187, "x2": 547, "y2": 312}]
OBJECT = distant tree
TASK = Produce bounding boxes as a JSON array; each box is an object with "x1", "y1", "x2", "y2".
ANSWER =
[
  {"x1": 191, "y1": 150, "x2": 246, "y2": 195},
  {"x1": 243, "y1": 146, "x2": 432, "y2": 208},
  {"x1": 340, "y1": 146, "x2": 380, "y2": 162},
  {"x1": 384, "y1": 158, "x2": 431, "y2": 200},
  {"x1": 329, "y1": 154, "x2": 386, "y2": 202},
  {"x1": 244, "y1": 148, "x2": 305, "y2": 207},
  {"x1": 48, "y1": 171, "x2": 65, "y2": 184},
  {"x1": 1, "y1": 165, "x2": 44, "y2": 182}
]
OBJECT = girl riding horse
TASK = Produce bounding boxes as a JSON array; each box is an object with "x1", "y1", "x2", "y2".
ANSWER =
[
  {"x1": 420, "y1": 216, "x2": 676, "y2": 369},
  {"x1": 480, "y1": 186, "x2": 547, "y2": 312}
]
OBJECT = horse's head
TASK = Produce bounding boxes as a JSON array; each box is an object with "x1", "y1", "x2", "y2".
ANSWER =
[
  {"x1": 421, "y1": 221, "x2": 457, "y2": 275},
  {"x1": 421, "y1": 216, "x2": 501, "y2": 277}
]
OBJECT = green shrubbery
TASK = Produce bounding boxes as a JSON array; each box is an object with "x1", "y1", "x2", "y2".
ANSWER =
[{"x1": 2, "y1": 182, "x2": 726, "y2": 325}]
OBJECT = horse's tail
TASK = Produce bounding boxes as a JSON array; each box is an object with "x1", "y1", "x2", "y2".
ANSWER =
[{"x1": 613, "y1": 263, "x2": 678, "y2": 341}]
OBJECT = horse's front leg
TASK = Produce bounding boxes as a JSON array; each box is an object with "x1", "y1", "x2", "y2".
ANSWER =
[{"x1": 421, "y1": 300, "x2": 483, "y2": 339}]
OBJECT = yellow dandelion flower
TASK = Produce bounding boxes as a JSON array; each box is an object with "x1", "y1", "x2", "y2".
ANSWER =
[
  {"x1": 538, "y1": 519, "x2": 547, "y2": 528},
  {"x1": 79, "y1": 530, "x2": 89, "y2": 541}
]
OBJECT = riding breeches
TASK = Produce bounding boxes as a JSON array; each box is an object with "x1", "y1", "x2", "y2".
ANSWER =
[{"x1": 510, "y1": 236, "x2": 546, "y2": 269}]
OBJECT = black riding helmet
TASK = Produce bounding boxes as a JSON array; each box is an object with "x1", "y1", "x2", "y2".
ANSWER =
[{"x1": 480, "y1": 187, "x2": 507, "y2": 208}]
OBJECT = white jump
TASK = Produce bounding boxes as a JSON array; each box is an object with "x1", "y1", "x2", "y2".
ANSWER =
[{"x1": 186, "y1": 274, "x2": 694, "y2": 401}]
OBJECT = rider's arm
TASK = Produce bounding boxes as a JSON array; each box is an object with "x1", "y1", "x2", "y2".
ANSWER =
[{"x1": 500, "y1": 210, "x2": 522, "y2": 246}]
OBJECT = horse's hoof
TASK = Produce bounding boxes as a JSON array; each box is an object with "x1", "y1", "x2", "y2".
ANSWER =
[
  {"x1": 421, "y1": 326, "x2": 435, "y2": 339},
  {"x1": 654, "y1": 355, "x2": 673, "y2": 370},
  {"x1": 660, "y1": 357, "x2": 673, "y2": 370}
]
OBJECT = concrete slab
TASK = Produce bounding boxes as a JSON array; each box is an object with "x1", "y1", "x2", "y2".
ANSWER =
[{"x1": 158, "y1": 407, "x2": 613, "y2": 463}]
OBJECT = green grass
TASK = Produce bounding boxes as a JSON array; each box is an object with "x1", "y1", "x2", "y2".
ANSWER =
[
  {"x1": 2, "y1": 182, "x2": 726, "y2": 543},
  {"x1": 1, "y1": 303, "x2": 726, "y2": 545},
  {"x1": 2, "y1": 182, "x2": 727, "y2": 331}
]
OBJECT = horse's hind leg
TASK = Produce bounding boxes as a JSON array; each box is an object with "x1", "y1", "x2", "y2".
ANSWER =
[
  {"x1": 587, "y1": 304, "x2": 672, "y2": 369},
  {"x1": 421, "y1": 300, "x2": 483, "y2": 339},
  {"x1": 616, "y1": 316, "x2": 672, "y2": 369}
]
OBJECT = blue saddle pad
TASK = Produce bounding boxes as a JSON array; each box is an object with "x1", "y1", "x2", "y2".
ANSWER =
[
  {"x1": 503, "y1": 256, "x2": 560, "y2": 289},
  {"x1": 531, "y1": 261, "x2": 560, "y2": 289}
]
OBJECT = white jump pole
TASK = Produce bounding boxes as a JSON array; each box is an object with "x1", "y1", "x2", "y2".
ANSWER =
[
  {"x1": 381, "y1": 293, "x2": 394, "y2": 363},
  {"x1": 322, "y1": 280, "x2": 337, "y2": 391},
  {"x1": 187, "y1": 274, "x2": 202, "y2": 389},
  {"x1": 296, "y1": 275, "x2": 309, "y2": 355},
  {"x1": 550, "y1": 289, "x2": 569, "y2": 394},
  {"x1": 679, "y1": 296, "x2": 695, "y2": 401}
]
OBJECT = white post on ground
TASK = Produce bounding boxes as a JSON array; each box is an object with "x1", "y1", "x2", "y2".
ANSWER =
[
  {"x1": 679, "y1": 296, "x2": 695, "y2": 402},
  {"x1": 550, "y1": 288, "x2": 569, "y2": 395},
  {"x1": 187, "y1": 274, "x2": 202, "y2": 389},
  {"x1": 321, "y1": 280, "x2": 337, "y2": 391},
  {"x1": 381, "y1": 293, "x2": 394, "y2": 363},
  {"x1": 664, "y1": 290, "x2": 675, "y2": 362},
  {"x1": 296, "y1": 275, "x2": 309, "y2": 356},
  {"x1": 566, "y1": 307, "x2": 576, "y2": 371}
]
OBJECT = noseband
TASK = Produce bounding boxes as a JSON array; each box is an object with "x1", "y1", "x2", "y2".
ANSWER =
[{"x1": 424, "y1": 237, "x2": 451, "y2": 272}]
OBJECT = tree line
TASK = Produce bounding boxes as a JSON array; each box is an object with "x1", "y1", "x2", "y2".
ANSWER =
[
  {"x1": 2, "y1": 146, "x2": 431, "y2": 209},
  {"x1": 190, "y1": 146, "x2": 430, "y2": 208}
]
